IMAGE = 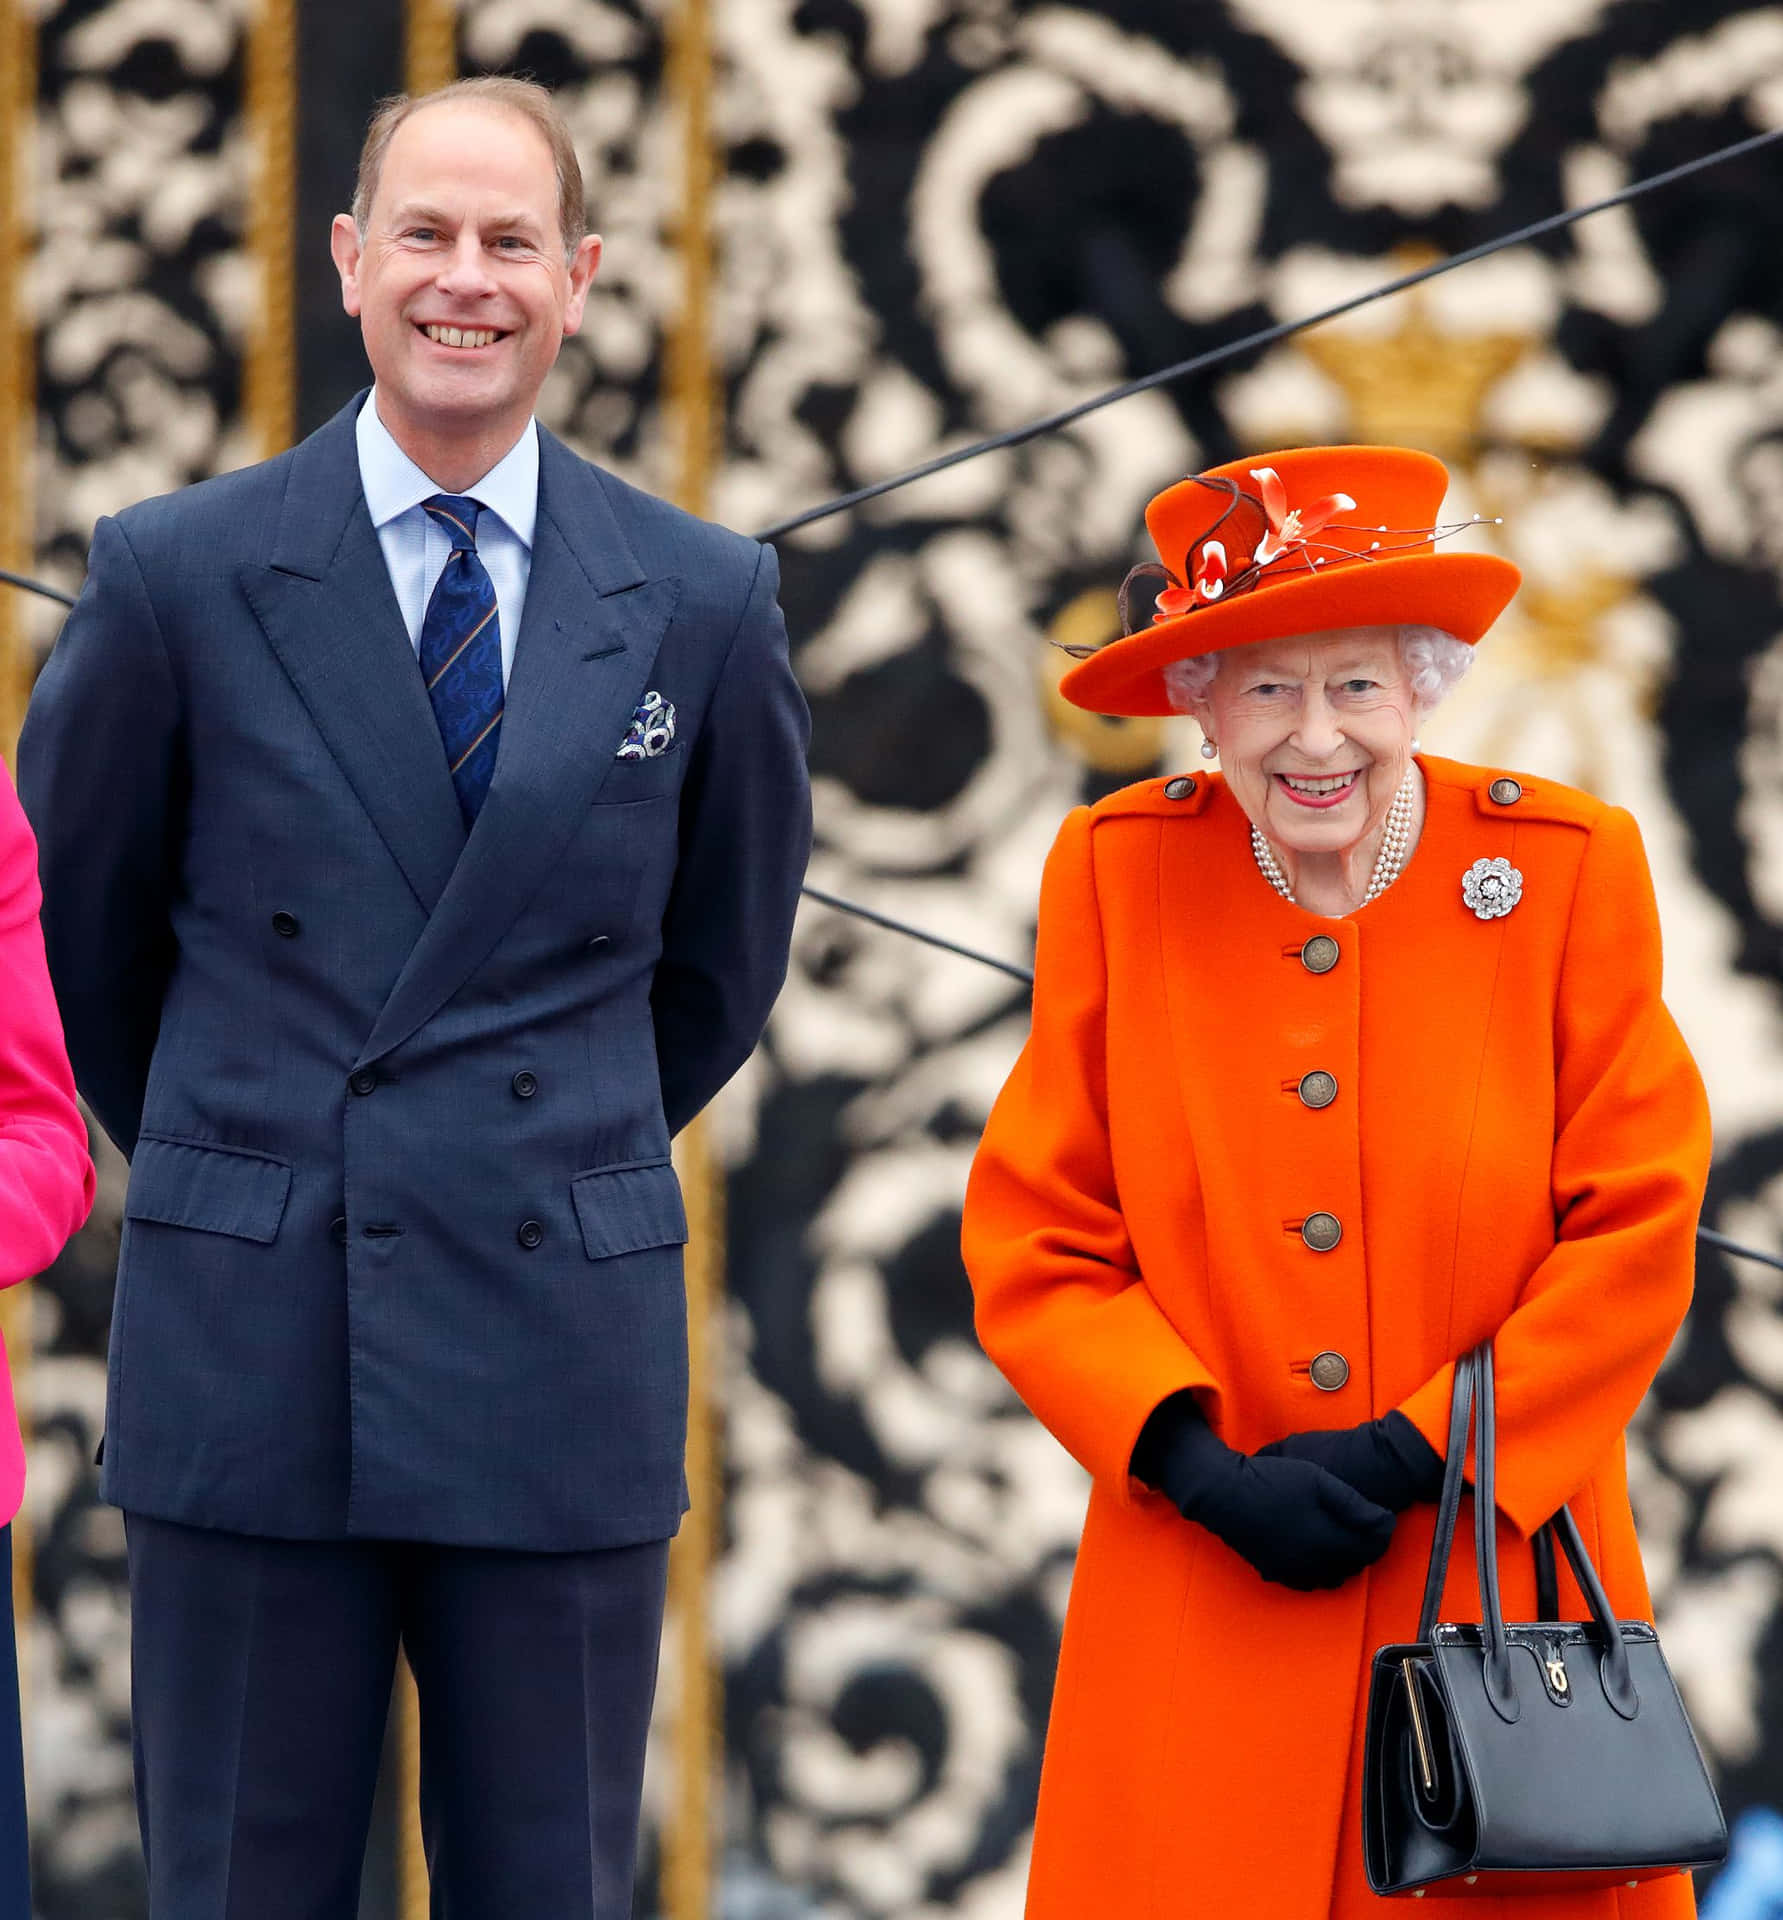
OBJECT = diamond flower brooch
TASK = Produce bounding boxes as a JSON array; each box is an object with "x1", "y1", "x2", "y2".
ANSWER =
[{"x1": 1462, "y1": 856, "x2": 1522, "y2": 920}]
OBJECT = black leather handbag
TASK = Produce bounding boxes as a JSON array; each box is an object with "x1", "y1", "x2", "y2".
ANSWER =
[{"x1": 1362, "y1": 1342, "x2": 1727, "y2": 1898}]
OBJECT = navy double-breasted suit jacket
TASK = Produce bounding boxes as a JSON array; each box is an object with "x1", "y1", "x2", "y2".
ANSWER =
[{"x1": 19, "y1": 395, "x2": 812, "y2": 1551}]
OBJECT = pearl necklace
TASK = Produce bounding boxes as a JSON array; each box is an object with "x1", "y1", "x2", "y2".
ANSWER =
[{"x1": 1250, "y1": 769, "x2": 1417, "y2": 909}]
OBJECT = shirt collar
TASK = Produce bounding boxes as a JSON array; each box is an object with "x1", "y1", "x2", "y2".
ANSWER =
[{"x1": 356, "y1": 390, "x2": 540, "y2": 550}]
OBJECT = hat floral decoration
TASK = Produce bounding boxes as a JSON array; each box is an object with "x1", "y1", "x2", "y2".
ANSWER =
[
  {"x1": 1149, "y1": 468, "x2": 1358, "y2": 619},
  {"x1": 1061, "y1": 445, "x2": 1523, "y2": 718}
]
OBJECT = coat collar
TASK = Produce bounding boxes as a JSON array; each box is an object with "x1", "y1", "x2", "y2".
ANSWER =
[{"x1": 243, "y1": 396, "x2": 679, "y2": 1061}]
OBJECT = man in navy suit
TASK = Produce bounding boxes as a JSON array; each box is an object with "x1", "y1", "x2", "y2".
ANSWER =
[{"x1": 20, "y1": 74, "x2": 810, "y2": 1916}]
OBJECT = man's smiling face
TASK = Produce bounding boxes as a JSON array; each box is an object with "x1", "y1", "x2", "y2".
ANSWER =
[{"x1": 331, "y1": 100, "x2": 600, "y2": 472}]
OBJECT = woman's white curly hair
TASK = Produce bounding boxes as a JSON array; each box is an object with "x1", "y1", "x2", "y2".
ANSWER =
[{"x1": 1160, "y1": 625, "x2": 1472, "y2": 715}]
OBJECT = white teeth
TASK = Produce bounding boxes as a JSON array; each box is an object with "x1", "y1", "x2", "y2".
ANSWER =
[
  {"x1": 1282, "y1": 772, "x2": 1358, "y2": 794},
  {"x1": 424, "y1": 325, "x2": 497, "y2": 349}
]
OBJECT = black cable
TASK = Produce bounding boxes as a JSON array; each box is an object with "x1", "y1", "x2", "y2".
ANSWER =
[
  {"x1": 802, "y1": 885, "x2": 1778, "y2": 1272},
  {"x1": 800, "y1": 883, "x2": 1034, "y2": 983},
  {"x1": 0, "y1": 567, "x2": 72, "y2": 608},
  {"x1": 4, "y1": 125, "x2": 1777, "y2": 606},
  {"x1": 3, "y1": 120, "x2": 1779, "y2": 1272},
  {"x1": 754, "y1": 123, "x2": 1783, "y2": 542},
  {"x1": 1696, "y1": 1226, "x2": 1783, "y2": 1274}
]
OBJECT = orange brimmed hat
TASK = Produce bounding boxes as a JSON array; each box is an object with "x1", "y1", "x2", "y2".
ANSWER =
[{"x1": 1059, "y1": 444, "x2": 1522, "y2": 717}]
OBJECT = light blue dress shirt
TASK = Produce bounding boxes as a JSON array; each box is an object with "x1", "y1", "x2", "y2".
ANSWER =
[{"x1": 355, "y1": 392, "x2": 538, "y2": 689}]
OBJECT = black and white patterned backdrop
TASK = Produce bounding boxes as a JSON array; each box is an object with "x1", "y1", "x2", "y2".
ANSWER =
[{"x1": 18, "y1": 1, "x2": 1783, "y2": 1915}]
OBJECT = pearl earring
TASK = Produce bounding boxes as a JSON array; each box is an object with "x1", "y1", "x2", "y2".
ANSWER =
[
  {"x1": 1410, "y1": 737, "x2": 1422, "y2": 752},
  {"x1": 1200, "y1": 738, "x2": 1218, "y2": 760}
]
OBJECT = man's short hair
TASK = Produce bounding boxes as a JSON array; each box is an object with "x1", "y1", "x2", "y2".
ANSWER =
[{"x1": 351, "y1": 76, "x2": 588, "y2": 257}]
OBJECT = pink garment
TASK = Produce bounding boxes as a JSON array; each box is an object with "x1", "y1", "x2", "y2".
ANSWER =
[{"x1": 0, "y1": 765, "x2": 95, "y2": 1523}]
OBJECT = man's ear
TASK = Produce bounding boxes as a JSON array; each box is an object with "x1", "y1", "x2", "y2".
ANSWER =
[
  {"x1": 330, "y1": 214, "x2": 365, "y2": 318},
  {"x1": 561, "y1": 234, "x2": 603, "y2": 337}
]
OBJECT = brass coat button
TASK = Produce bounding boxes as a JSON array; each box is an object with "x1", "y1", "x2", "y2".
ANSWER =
[
  {"x1": 1300, "y1": 935, "x2": 1339, "y2": 974},
  {"x1": 1164, "y1": 776, "x2": 1197, "y2": 800},
  {"x1": 1310, "y1": 1350, "x2": 1350, "y2": 1392},
  {"x1": 1298, "y1": 1070, "x2": 1338, "y2": 1110},
  {"x1": 1488, "y1": 777, "x2": 1522, "y2": 806},
  {"x1": 1301, "y1": 1211, "x2": 1342, "y2": 1252}
]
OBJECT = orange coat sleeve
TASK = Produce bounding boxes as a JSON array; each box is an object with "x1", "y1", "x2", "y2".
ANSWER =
[
  {"x1": 1398, "y1": 804, "x2": 1711, "y2": 1535},
  {"x1": 962, "y1": 806, "x2": 1218, "y2": 1495}
]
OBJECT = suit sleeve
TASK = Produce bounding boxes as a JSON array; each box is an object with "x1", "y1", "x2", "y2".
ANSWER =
[
  {"x1": 962, "y1": 806, "x2": 1221, "y2": 1495},
  {"x1": 1397, "y1": 805, "x2": 1711, "y2": 1535},
  {"x1": 17, "y1": 515, "x2": 184, "y2": 1159},
  {"x1": 0, "y1": 769, "x2": 95, "y2": 1284},
  {"x1": 651, "y1": 541, "x2": 811, "y2": 1136}
]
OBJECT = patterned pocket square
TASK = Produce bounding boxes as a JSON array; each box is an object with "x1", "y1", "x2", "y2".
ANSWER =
[{"x1": 617, "y1": 691, "x2": 676, "y2": 759}]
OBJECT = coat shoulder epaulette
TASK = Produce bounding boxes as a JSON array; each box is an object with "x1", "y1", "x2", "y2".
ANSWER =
[
  {"x1": 1087, "y1": 761, "x2": 1609, "y2": 832},
  {"x1": 1087, "y1": 770, "x2": 1219, "y2": 823},
  {"x1": 1421, "y1": 756, "x2": 1607, "y2": 833}
]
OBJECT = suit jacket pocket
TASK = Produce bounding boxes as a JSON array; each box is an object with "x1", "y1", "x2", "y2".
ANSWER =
[
  {"x1": 570, "y1": 1159, "x2": 689, "y2": 1261},
  {"x1": 124, "y1": 1136, "x2": 293, "y2": 1245},
  {"x1": 593, "y1": 741, "x2": 684, "y2": 804}
]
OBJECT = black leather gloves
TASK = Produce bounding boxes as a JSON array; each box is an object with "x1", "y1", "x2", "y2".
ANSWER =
[
  {"x1": 1131, "y1": 1392, "x2": 1395, "y2": 1592},
  {"x1": 1257, "y1": 1411, "x2": 1445, "y2": 1513}
]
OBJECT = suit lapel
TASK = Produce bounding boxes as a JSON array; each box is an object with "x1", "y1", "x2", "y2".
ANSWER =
[
  {"x1": 241, "y1": 395, "x2": 466, "y2": 915},
  {"x1": 359, "y1": 432, "x2": 681, "y2": 1064}
]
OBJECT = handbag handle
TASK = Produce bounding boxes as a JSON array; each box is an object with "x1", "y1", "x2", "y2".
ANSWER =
[
  {"x1": 1417, "y1": 1342, "x2": 1640, "y2": 1721},
  {"x1": 1415, "y1": 1346, "x2": 1476, "y2": 1641},
  {"x1": 1546, "y1": 1504, "x2": 1640, "y2": 1718},
  {"x1": 1472, "y1": 1344, "x2": 1520, "y2": 1717}
]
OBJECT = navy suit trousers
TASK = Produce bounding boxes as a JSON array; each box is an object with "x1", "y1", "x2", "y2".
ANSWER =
[{"x1": 125, "y1": 1515, "x2": 670, "y2": 1919}]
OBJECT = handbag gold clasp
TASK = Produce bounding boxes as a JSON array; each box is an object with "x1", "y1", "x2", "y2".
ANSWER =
[
  {"x1": 1401, "y1": 1658, "x2": 1437, "y2": 1796},
  {"x1": 1546, "y1": 1656, "x2": 1569, "y2": 1695}
]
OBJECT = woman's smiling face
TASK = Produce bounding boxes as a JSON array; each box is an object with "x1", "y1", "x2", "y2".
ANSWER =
[{"x1": 1190, "y1": 627, "x2": 1421, "y2": 857}]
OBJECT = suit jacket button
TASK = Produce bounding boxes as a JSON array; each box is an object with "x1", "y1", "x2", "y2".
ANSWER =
[
  {"x1": 1163, "y1": 776, "x2": 1196, "y2": 800},
  {"x1": 271, "y1": 911, "x2": 300, "y2": 938},
  {"x1": 1301, "y1": 1211, "x2": 1342, "y2": 1252},
  {"x1": 517, "y1": 1219, "x2": 545, "y2": 1250},
  {"x1": 1310, "y1": 1350, "x2": 1350, "y2": 1392},
  {"x1": 348, "y1": 1069, "x2": 378, "y2": 1097},
  {"x1": 1488, "y1": 777, "x2": 1523, "y2": 806},
  {"x1": 1300, "y1": 935, "x2": 1340, "y2": 974},
  {"x1": 511, "y1": 1070, "x2": 538, "y2": 1099},
  {"x1": 329, "y1": 1216, "x2": 348, "y2": 1246},
  {"x1": 1297, "y1": 1070, "x2": 1338, "y2": 1109}
]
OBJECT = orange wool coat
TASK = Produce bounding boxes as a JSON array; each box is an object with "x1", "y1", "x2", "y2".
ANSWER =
[{"x1": 961, "y1": 756, "x2": 1712, "y2": 1920}]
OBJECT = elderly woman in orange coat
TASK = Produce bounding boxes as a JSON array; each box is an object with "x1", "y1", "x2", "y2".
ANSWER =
[{"x1": 961, "y1": 445, "x2": 1711, "y2": 1919}]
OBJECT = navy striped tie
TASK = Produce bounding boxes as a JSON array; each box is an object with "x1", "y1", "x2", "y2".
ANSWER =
[{"x1": 419, "y1": 494, "x2": 503, "y2": 824}]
